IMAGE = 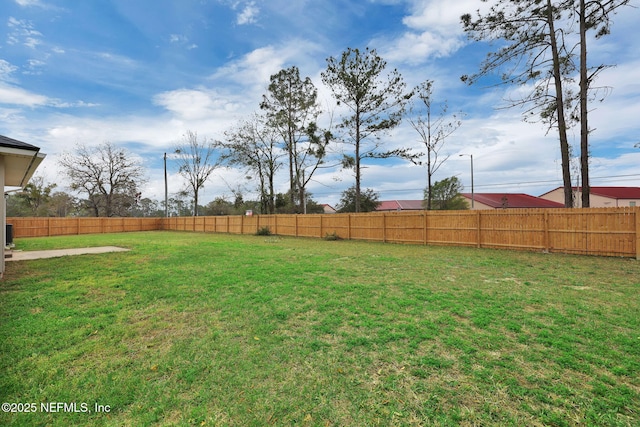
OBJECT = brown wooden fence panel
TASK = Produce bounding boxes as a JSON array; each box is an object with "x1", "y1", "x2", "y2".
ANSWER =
[
  {"x1": 320, "y1": 214, "x2": 350, "y2": 238},
  {"x1": 426, "y1": 211, "x2": 477, "y2": 247},
  {"x1": 225, "y1": 216, "x2": 241, "y2": 234},
  {"x1": 297, "y1": 215, "x2": 322, "y2": 238},
  {"x1": 257, "y1": 215, "x2": 277, "y2": 234},
  {"x1": 7, "y1": 217, "x2": 161, "y2": 237},
  {"x1": 384, "y1": 212, "x2": 425, "y2": 244},
  {"x1": 8, "y1": 207, "x2": 640, "y2": 258},
  {"x1": 80, "y1": 218, "x2": 102, "y2": 234},
  {"x1": 349, "y1": 213, "x2": 384, "y2": 241},
  {"x1": 546, "y1": 208, "x2": 636, "y2": 257},
  {"x1": 217, "y1": 216, "x2": 229, "y2": 233},
  {"x1": 274, "y1": 215, "x2": 296, "y2": 237},
  {"x1": 479, "y1": 209, "x2": 547, "y2": 251},
  {"x1": 242, "y1": 215, "x2": 258, "y2": 234}
]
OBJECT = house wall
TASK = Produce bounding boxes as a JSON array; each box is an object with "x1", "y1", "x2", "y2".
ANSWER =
[
  {"x1": 462, "y1": 197, "x2": 494, "y2": 210},
  {"x1": 540, "y1": 188, "x2": 567, "y2": 205},
  {"x1": 590, "y1": 194, "x2": 640, "y2": 207},
  {"x1": 541, "y1": 188, "x2": 640, "y2": 208}
]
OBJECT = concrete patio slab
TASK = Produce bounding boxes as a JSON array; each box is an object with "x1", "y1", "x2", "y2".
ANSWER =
[{"x1": 6, "y1": 246, "x2": 130, "y2": 261}]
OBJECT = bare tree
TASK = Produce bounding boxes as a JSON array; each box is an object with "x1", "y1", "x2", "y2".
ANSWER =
[
  {"x1": 260, "y1": 66, "x2": 327, "y2": 212},
  {"x1": 59, "y1": 142, "x2": 146, "y2": 217},
  {"x1": 408, "y1": 81, "x2": 464, "y2": 210},
  {"x1": 221, "y1": 114, "x2": 284, "y2": 214},
  {"x1": 174, "y1": 130, "x2": 220, "y2": 216}
]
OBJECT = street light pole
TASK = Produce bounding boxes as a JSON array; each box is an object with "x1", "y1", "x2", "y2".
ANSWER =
[{"x1": 459, "y1": 154, "x2": 474, "y2": 209}]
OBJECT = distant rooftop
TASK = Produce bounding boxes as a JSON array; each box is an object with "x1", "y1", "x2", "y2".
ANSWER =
[
  {"x1": 573, "y1": 186, "x2": 640, "y2": 200},
  {"x1": 376, "y1": 200, "x2": 424, "y2": 211},
  {"x1": 462, "y1": 193, "x2": 564, "y2": 209}
]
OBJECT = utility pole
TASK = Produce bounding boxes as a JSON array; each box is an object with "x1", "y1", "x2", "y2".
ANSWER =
[{"x1": 164, "y1": 152, "x2": 168, "y2": 218}]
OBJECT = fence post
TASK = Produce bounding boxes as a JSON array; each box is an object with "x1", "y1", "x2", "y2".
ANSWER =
[
  {"x1": 348, "y1": 214, "x2": 352, "y2": 240},
  {"x1": 383, "y1": 213, "x2": 387, "y2": 243},
  {"x1": 476, "y1": 210, "x2": 481, "y2": 248},
  {"x1": 319, "y1": 215, "x2": 323, "y2": 238},
  {"x1": 544, "y1": 210, "x2": 550, "y2": 253},
  {"x1": 636, "y1": 208, "x2": 640, "y2": 260},
  {"x1": 423, "y1": 211, "x2": 428, "y2": 245}
]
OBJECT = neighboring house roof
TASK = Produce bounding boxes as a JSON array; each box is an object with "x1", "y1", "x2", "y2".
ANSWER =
[
  {"x1": 376, "y1": 200, "x2": 424, "y2": 211},
  {"x1": 0, "y1": 134, "x2": 40, "y2": 151},
  {"x1": 321, "y1": 204, "x2": 337, "y2": 214},
  {"x1": 540, "y1": 186, "x2": 640, "y2": 200},
  {"x1": 0, "y1": 134, "x2": 46, "y2": 188},
  {"x1": 462, "y1": 193, "x2": 565, "y2": 208}
]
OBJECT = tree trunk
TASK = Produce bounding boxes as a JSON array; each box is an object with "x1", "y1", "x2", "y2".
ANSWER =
[
  {"x1": 355, "y1": 110, "x2": 362, "y2": 213},
  {"x1": 427, "y1": 148, "x2": 433, "y2": 210},
  {"x1": 288, "y1": 127, "x2": 295, "y2": 210},
  {"x1": 426, "y1": 106, "x2": 433, "y2": 211},
  {"x1": 547, "y1": 0, "x2": 573, "y2": 208},
  {"x1": 579, "y1": 0, "x2": 590, "y2": 208},
  {"x1": 269, "y1": 167, "x2": 275, "y2": 214}
]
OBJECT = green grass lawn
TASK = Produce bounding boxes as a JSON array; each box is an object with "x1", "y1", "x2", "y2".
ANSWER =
[{"x1": 1, "y1": 231, "x2": 639, "y2": 426}]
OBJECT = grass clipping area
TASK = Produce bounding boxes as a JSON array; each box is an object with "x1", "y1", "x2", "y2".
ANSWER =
[{"x1": 1, "y1": 231, "x2": 639, "y2": 426}]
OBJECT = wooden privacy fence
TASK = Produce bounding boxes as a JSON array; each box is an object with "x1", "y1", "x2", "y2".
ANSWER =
[
  {"x1": 161, "y1": 207, "x2": 639, "y2": 258},
  {"x1": 8, "y1": 207, "x2": 640, "y2": 258},
  {"x1": 7, "y1": 217, "x2": 161, "y2": 237}
]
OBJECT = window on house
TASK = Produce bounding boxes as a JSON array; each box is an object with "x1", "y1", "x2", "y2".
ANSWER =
[{"x1": 630, "y1": 201, "x2": 636, "y2": 207}]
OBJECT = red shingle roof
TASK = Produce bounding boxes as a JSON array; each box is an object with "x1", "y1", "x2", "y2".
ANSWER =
[
  {"x1": 581, "y1": 187, "x2": 640, "y2": 199},
  {"x1": 539, "y1": 186, "x2": 640, "y2": 200},
  {"x1": 462, "y1": 193, "x2": 565, "y2": 208}
]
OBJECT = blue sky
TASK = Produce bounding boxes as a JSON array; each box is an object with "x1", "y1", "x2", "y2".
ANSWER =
[{"x1": 1, "y1": 0, "x2": 639, "y2": 207}]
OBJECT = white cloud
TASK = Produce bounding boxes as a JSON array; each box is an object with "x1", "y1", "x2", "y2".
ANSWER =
[
  {"x1": 211, "y1": 40, "x2": 323, "y2": 94},
  {"x1": 96, "y1": 52, "x2": 138, "y2": 68},
  {"x1": 7, "y1": 17, "x2": 43, "y2": 49},
  {"x1": 0, "y1": 60, "x2": 19, "y2": 81},
  {"x1": 15, "y1": 0, "x2": 49, "y2": 8},
  {"x1": 237, "y1": 1, "x2": 260, "y2": 25},
  {"x1": 0, "y1": 83, "x2": 49, "y2": 106},
  {"x1": 23, "y1": 59, "x2": 46, "y2": 75},
  {"x1": 403, "y1": 0, "x2": 479, "y2": 34},
  {"x1": 212, "y1": 45, "x2": 286, "y2": 88},
  {"x1": 153, "y1": 88, "x2": 244, "y2": 122},
  {"x1": 381, "y1": 31, "x2": 464, "y2": 64},
  {"x1": 169, "y1": 34, "x2": 198, "y2": 50},
  {"x1": 378, "y1": 0, "x2": 496, "y2": 65},
  {"x1": 169, "y1": 34, "x2": 185, "y2": 43}
]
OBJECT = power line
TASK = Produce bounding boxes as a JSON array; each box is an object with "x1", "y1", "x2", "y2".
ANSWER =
[{"x1": 308, "y1": 173, "x2": 640, "y2": 197}]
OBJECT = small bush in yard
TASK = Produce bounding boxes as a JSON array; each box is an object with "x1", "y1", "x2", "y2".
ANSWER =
[
  {"x1": 324, "y1": 231, "x2": 342, "y2": 241},
  {"x1": 256, "y1": 226, "x2": 272, "y2": 236}
]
